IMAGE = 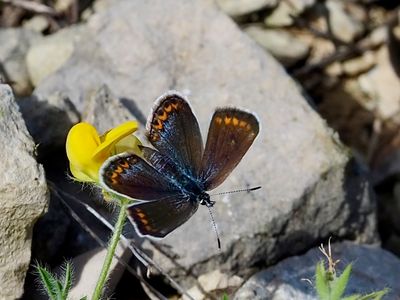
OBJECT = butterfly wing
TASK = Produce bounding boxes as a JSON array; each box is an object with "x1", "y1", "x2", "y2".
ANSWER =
[
  {"x1": 100, "y1": 153, "x2": 180, "y2": 201},
  {"x1": 100, "y1": 153, "x2": 198, "y2": 238},
  {"x1": 140, "y1": 145, "x2": 184, "y2": 185},
  {"x1": 200, "y1": 108, "x2": 259, "y2": 190},
  {"x1": 147, "y1": 92, "x2": 203, "y2": 178},
  {"x1": 128, "y1": 196, "x2": 198, "y2": 238}
]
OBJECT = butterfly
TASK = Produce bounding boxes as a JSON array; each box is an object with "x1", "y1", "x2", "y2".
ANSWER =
[{"x1": 100, "y1": 91, "x2": 259, "y2": 239}]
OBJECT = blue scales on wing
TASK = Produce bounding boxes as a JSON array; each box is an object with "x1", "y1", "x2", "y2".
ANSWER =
[
  {"x1": 147, "y1": 93, "x2": 204, "y2": 180},
  {"x1": 100, "y1": 153, "x2": 181, "y2": 201}
]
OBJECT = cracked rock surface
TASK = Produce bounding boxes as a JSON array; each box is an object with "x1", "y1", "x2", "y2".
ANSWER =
[
  {"x1": 32, "y1": 0, "x2": 376, "y2": 287},
  {"x1": 0, "y1": 84, "x2": 48, "y2": 299}
]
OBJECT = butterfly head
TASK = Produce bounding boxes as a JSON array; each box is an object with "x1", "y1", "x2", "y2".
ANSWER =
[{"x1": 198, "y1": 192, "x2": 215, "y2": 207}]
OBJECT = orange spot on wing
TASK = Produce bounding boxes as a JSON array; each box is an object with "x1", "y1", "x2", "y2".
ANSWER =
[
  {"x1": 224, "y1": 116, "x2": 232, "y2": 125},
  {"x1": 171, "y1": 103, "x2": 178, "y2": 109},
  {"x1": 239, "y1": 120, "x2": 247, "y2": 127},
  {"x1": 137, "y1": 212, "x2": 145, "y2": 218},
  {"x1": 215, "y1": 117, "x2": 223, "y2": 125},
  {"x1": 232, "y1": 117, "x2": 239, "y2": 126},
  {"x1": 115, "y1": 166, "x2": 123, "y2": 173},
  {"x1": 141, "y1": 218, "x2": 149, "y2": 225},
  {"x1": 111, "y1": 172, "x2": 118, "y2": 179},
  {"x1": 154, "y1": 119, "x2": 163, "y2": 130},
  {"x1": 120, "y1": 161, "x2": 129, "y2": 168},
  {"x1": 159, "y1": 111, "x2": 168, "y2": 121},
  {"x1": 246, "y1": 124, "x2": 251, "y2": 131},
  {"x1": 150, "y1": 133, "x2": 159, "y2": 141},
  {"x1": 164, "y1": 105, "x2": 172, "y2": 112},
  {"x1": 145, "y1": 225, "x2": 153, "y2": 231}
]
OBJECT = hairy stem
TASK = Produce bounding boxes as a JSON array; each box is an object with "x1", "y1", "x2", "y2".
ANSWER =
[{"x1": 92, "y1": 200, "x2": 128, "y2": 300}]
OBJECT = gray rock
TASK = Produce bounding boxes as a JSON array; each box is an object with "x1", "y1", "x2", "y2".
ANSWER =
[
  {"x1": 326, "y1": 0, "x2": 363, "y2": 43},
  {"x1": 244, "y1": 25, "x2": 310, "y2": 67},
  {"x1": 183, "y1": 270, "x2": 244, "y2": 300},
  {"x1": 0, "y1": 84, "x2": 49, "y2": 299},
  {"x1": 65, "y1": 243, "x2": 131, "y2": 299},
  {"x1": 23, "y1": 16, "x2": 50, "y2": 33},
  {"x1": 18, "y1": 84, "x2": 138, "y2": 155},
  {"x1": 26, "y1": 25, "x2": 87, "y2": 87},
  {"x1": 33, "y1": 0, "x2": 376, "y2": 287},
  {"x1": 82, "y1": 0, "x2": 137, "y2": 20},
  {"x1": 342, "y1": 51, "x2": 375, "y2": 76},
  {"x1": 358, "y1": 46, "x2": 400, "y2": 121},
  {"x1": 216, "y1": 0, "x2": 278, "y2": 17},
  {"x1": 17, "y1": 92, "x2": 80, "y2": 153},
  {"x1": 264, "y1": 0, "x2": 315, "y2": 27},
  {"x1": 0, "y1": 28, "x2": 41, "y2": 95},
  {"x1": 82, "y1": 84, "x2": 144, "y2": 133},
  {"x1": 234, "y1": 242, "x2": 400, "y2": 299}
]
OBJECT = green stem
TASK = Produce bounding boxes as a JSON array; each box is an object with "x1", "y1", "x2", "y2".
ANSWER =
[{"x1": 92, "y1": 200, "x2": 128, "y2": 300}]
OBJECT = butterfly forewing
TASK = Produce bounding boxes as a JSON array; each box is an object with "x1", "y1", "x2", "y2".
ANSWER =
[
  {"x1": 99, "y1": 92, "x2": 260, "y2": 240},
  {"x1": 200, "y1": 108, "x2": 259, "y2": 190},
  {"x1": 147, "y1": 93, "x2": 203, "y2": 178},
  {"x1": 100, "y1": 153, "x2": 180, "y2": 201},
  {"x1": 128, "y1": 196, "x2": 199, "y2": 238}
]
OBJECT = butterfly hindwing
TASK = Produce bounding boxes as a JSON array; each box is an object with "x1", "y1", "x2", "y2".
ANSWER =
[
  {"x1": 200, "y1": 108, "x2": 259, "y2": 190},
  {"x1": 128, "y1": 196, "x2": 199, "y2": 238},
  {"x1": 147, "y1": 92, "x2": 203, "y2": 178},
  {"x1": 100, "y1": 153, "x2": 180, "y2": 201}
]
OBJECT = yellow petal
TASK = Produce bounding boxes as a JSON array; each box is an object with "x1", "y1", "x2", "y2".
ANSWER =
[
  {"x1": 66, "y1": 122, "x2": 101, "y2": 182},
  {"x1": 114, "y1": 135, "x2": 142, "y2": 156},
  {"x1": 94, "y1": 121, "x2": 139, "y2": 160},
  {"x1": 69, "y1": 163, "x2": 97, "y2": 182}
]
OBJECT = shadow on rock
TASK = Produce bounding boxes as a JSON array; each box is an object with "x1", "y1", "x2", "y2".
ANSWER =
[{"x1": 17, "y1": 93, "x2": 80, "y2": 161}]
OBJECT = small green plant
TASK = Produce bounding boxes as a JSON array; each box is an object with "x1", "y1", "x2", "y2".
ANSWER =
[
  {"x1": 315, "y1": 239, "x2": 389, "y2": 300},
  {"x1": 35, "y1": 261, "x2": 87, "y2": 300},
  {"x1": 222, "y1": 293, "x2": 230, "y2": 300}
]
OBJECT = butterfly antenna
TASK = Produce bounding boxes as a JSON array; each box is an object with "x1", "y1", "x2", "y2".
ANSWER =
[
  {"x1": 207, "y1": 205, "x2": 221, "y2": 250},
  {"x1": 210, "y1": 185, "x2": 261, "y2": 197}
]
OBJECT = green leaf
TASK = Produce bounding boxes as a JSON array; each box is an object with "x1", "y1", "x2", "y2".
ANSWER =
[
  {"x1": 315, "y1": 261, "x2": 330, "y2": 300},
  {"x1": 357, "y1": 288, "x2": 389, "y2": 300},
  {"x1": 221, "y1": 293, "x2": 229, "y2": 300},
  {"x1": 330, "y1": 263, "x2": 352, "y2": 300},
  {"x1": 342, "y1": 295, "x2": 361, "y2": 300},
  {"x1": 55, "y1": 280, "x2": 64, "y2": 300},
  {"x1": 35, "y1": 261, "x2": 75, "y2": 300},
  {"x1": 36, "y1": 265, "x2": 58, "y2": 300},
  {"x1": 79, "y1": 297, "x2": 88, "y2": 300},
  {"x1": 61, "y1": 261, "x2": 73, "y2": 299}
]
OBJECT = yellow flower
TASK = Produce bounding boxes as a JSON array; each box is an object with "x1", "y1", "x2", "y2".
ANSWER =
[{"x1": 66, "y1": 121, "x2": 141, "y2": 182}]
